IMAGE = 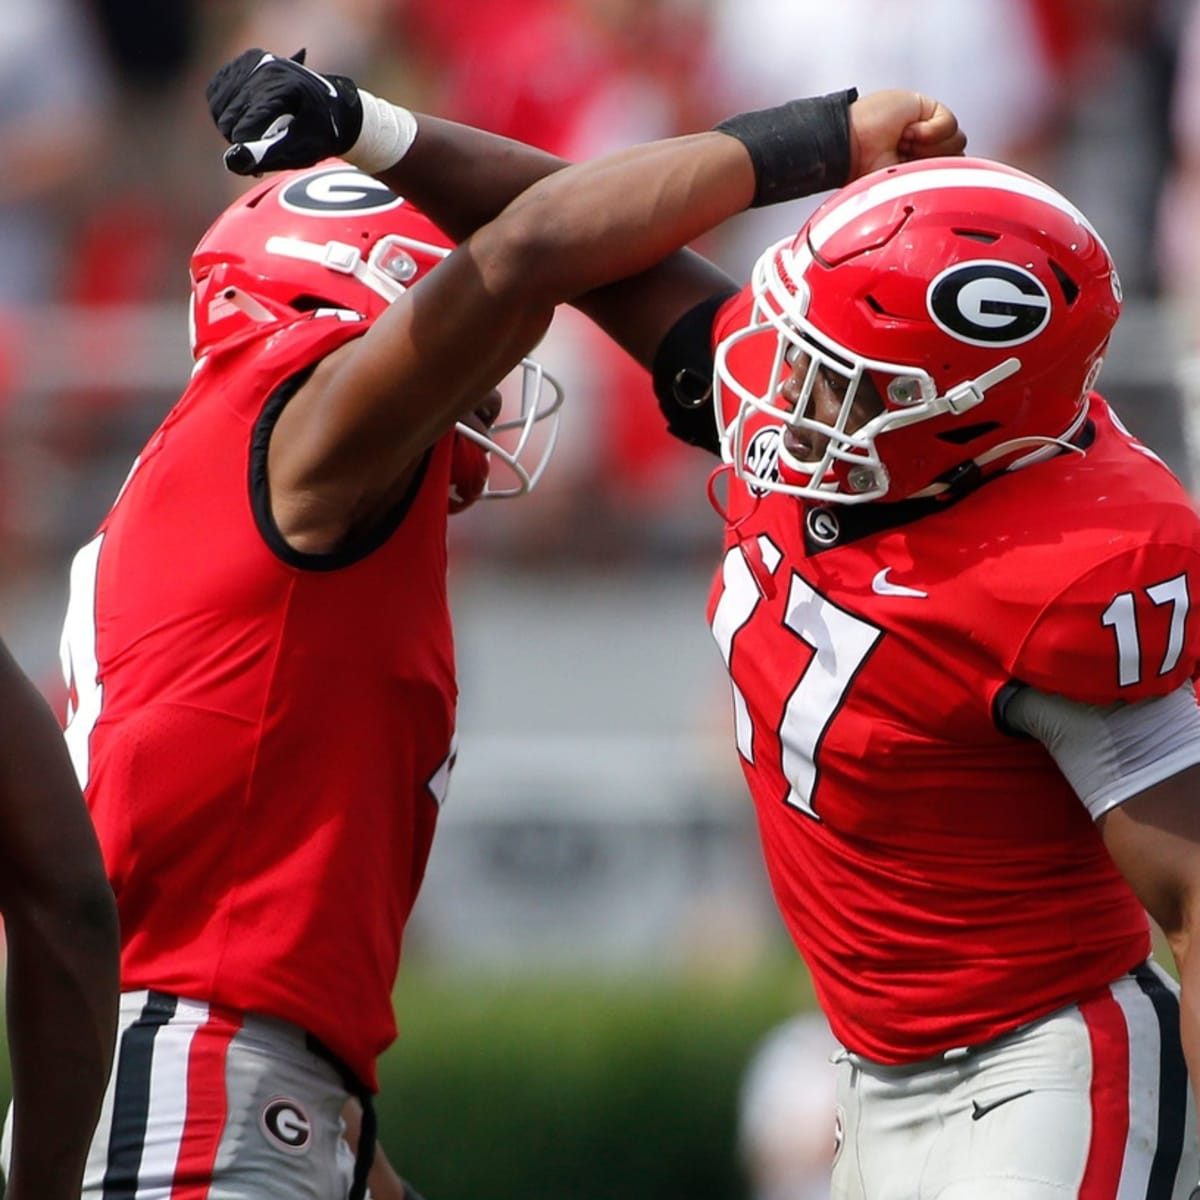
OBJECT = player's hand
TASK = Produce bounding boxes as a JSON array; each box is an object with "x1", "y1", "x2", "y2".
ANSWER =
[
  {"x1": 848, "y1": 90, "x2": 967, "y2": 179},
  {"x1": 206, "y1": 48, "x2": 364, "y2": 176}
]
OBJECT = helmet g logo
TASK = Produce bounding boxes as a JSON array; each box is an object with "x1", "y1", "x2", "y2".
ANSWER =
[
  {"x1": 279, "y1": 168, "x2": 404, "y2": 217},
  {"x1": 927, "y1": 261, "x2": 1051, "y2": 348}
]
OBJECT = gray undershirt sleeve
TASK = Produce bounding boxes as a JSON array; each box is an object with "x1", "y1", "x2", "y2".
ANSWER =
[{"x1": 1004, "y1": 680, "x2": 1200, "y2": 819}]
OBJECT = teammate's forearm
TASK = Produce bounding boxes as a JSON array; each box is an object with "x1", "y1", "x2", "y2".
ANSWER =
[
  {"x1": 376, "y1": 114, "x2": 571, "y2": 244},
  {"x1": 382, "y1": 114, "x2": 740, "y2": 367},
  {"x1": 336, "y1": 126, "x2": 750, "y2": 465},
  {"x1": 472, "y1": 131, "x2": 754, "y2": 306}
]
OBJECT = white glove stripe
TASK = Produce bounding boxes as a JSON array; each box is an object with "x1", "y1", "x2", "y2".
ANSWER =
[
  {"x1": 237, "y1": 114, "x2": 294, "y2": 166},
  {"x1": 288, "y1": 57, "x2": 340, "y2": 99}
]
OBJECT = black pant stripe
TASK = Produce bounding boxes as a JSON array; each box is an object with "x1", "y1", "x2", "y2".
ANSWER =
[
  {"x1": 101, "y1": 991, "x2": 179, "y2": 1200},
  {"x1": 1133, "y1": 962, "x2": 1189, "y2": 1200}
]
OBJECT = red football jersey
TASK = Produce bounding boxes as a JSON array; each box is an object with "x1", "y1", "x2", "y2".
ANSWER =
[
  {"x1": 707, "y1": 392, "x2": 1200, "y2": 1063},
  {"x1": 60, "y1": 313, "x2": 458, "y2": 1090}
]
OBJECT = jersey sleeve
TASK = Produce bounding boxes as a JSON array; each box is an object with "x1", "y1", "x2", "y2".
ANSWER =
[
  {"x1": 249, "y1": 310, "x2": 372, "y2": 383},
  {"x1": 1010, "y1": 540, "x2": 1200, "y2": 705}
]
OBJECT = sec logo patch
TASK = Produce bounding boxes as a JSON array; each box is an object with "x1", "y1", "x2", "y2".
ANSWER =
[
  {"x1": 743, "y1": 426, "x2": 783, "y2": 497},
  {"x1": 260, "y1": 1097, "x2": 312, "y2": 1154}
]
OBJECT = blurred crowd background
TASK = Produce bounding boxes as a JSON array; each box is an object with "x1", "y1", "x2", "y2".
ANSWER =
[
  {"x1": 2, "y1": 1, "x2": 1197, "y2": 1195},
  {"x1": 5, "y1": 0, "x2": 1200, "y2": 593}
]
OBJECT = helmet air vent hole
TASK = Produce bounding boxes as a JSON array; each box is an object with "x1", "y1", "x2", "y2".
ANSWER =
[
  {"x1": 935, "y1": 420, "x2": 1002, "y2": 445},
  {"x1": 244, "y1": 184, "x2": 280, "y2": 210},
  {"x1": 952, "y1": 229, "x2": 999, "y2": 243},
  {"x1": 290, "y1": 294, "x2": 344, "y2": 312},
  {"x1": 1049, "y1": 260, "x2": 1080, "y2": 305}
]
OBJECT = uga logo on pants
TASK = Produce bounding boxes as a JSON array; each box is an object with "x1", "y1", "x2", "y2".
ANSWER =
[{"x1": 261, "y1": 1098, "x2": 312, "y2": 1153}]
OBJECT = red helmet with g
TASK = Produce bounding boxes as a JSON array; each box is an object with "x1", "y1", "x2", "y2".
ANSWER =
[
  {"x1": 714, "y1": 156, "x2": 1123, "y2": 504},
  {"x1": 189, "y1": 161, "x2": 562, "y2": 499}
]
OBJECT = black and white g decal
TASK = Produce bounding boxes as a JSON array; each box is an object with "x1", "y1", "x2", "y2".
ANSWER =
[
  {"x1": 260, "y1": 1098, "x2": 312, "y2": 1154},
  {"x1": 927, "y1": 261, "x2": 1051, "y2": 348},
  {"x1": 279, "y1": 167, "x2": 404, "y2": 217}
]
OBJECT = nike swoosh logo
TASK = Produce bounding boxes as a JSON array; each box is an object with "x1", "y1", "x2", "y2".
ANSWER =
[
  {"x1": 871, "y1": 568, "x2": 928, "y2": 598},
  {"x1": 971, "y1": 1089, "x2": 1033, "y2": 1120},
  {"x1": 293, "y1": 57, "x2": 340, "y2": 98},
  {"x1": 251, "y1": 51, "x2": 339, "y2": 99}
]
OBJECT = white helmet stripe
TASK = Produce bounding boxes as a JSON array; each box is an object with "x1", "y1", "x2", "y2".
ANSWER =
[{"x1": 808, "y1": 167, "x2": 1111, "y2": 259}]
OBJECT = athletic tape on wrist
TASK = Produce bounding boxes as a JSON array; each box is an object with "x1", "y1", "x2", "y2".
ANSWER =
[
  {"x1": 714, "y1": 88, "x2": 858, "y2": 208},
  {"x1": 344, "y1": 88, "x2": 418, "y2": 174}
]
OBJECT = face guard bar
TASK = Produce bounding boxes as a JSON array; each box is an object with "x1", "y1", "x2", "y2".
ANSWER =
[{"x1": 714, "y1": 238, "x2": 1020, "y2": 504}]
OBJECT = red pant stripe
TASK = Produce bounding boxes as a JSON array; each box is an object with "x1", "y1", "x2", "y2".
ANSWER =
[
  {"x1": 1078, "y1": 987, "x2": 1131, "y2": 1200},
  {"x1": 168, "y1": 1005, "x2": 244, "y2": 1200}
]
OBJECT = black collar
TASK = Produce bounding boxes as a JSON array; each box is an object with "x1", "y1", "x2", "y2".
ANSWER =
[{"x1": 800, "y1": 420, "x2": 1096, "y2": 554}]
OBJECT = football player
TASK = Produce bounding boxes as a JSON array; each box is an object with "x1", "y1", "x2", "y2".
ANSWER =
[
  {"x1": 203, "y1": 48, "x2": 1200, "y2": 1198},
  {"x1": 50, "y1": 161, "x2": 565, "y2": 1200},
  {"x1": 41, "y1": 46, "x2": 962, "y2": 1200}
]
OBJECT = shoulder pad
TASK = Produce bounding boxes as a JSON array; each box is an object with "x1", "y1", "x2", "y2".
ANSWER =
[{"x1": 1012, "y1": 540, "x2": 1200, "y2": 704}]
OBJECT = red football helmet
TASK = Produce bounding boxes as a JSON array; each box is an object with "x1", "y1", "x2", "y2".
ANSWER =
[
  {"x1": 714, "y1": 156, "x2": 1123, "y2": 504},
  {"x1": 189, "y1": 161, "x2": 562, "y2": 498}
]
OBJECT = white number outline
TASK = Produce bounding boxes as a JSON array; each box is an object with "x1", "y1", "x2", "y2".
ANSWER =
[
  {"x1": 60, "y1": 533, "x2": 105, "y2": 789},
  {"x1": 426, "y1": 733, "x2": 458, "y2": 808},
  {"x1": 712, "y1": 540, "x2": 883, "y2": 819}
]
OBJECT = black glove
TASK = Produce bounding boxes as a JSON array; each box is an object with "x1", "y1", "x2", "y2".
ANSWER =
[{"x1": 205, "y1": 48, "x2": 364, "y2": 176}]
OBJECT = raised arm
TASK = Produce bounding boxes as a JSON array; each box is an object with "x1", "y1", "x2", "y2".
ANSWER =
[
  {"x1": 209, "y1": 51, "x2": 963, "y2": 237},
  {"x1": 207, "y1": 51, "x2": 964, "y2": 366},
  {"x1": 262, "y1": 122, "x2": 756, "y2": 550},
  {"x1": 0, "y1": 641, "x2": 119, "y2": 1200},
  {"x1": 206, "y1": 52, "x2": 963, "y2": 552}
]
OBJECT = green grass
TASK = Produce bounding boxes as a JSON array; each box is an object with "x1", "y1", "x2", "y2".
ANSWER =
[{"x1": 374, "y1": 965, "x2": 812, "y2": 1199}]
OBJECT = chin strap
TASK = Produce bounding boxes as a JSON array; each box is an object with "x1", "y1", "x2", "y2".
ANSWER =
[
  {"x1": 265, "y1": 234, "x2": 404, "y2": 307},
  {"x1": 937, "y1": 356, "x2": 1021, "y2": 416},
  {"x1": 911, "y1": 404, "x2": 1090, "y2": 500},
  {"x1": 707, "y1": 464, "x2": 779, "y2": 599},
  {"x1": 977, "y1": 432, "x2": 1088, "y2": 471},
  {"x1": 976, "y1": 398, "x2": 1091, "y2": 474}
]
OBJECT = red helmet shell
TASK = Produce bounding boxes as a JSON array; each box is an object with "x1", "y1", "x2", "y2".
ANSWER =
[
  {"x1": 715, "y1": 156, "x2": 1123, "y2": 503},
  {"x1": 189, "y1": 161, "x2": 453, "y2": 359}
]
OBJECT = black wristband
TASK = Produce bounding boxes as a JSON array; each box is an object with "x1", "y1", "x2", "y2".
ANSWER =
[{"x1": 714, "y1": 88, "x2": 858, "y2": 208}]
